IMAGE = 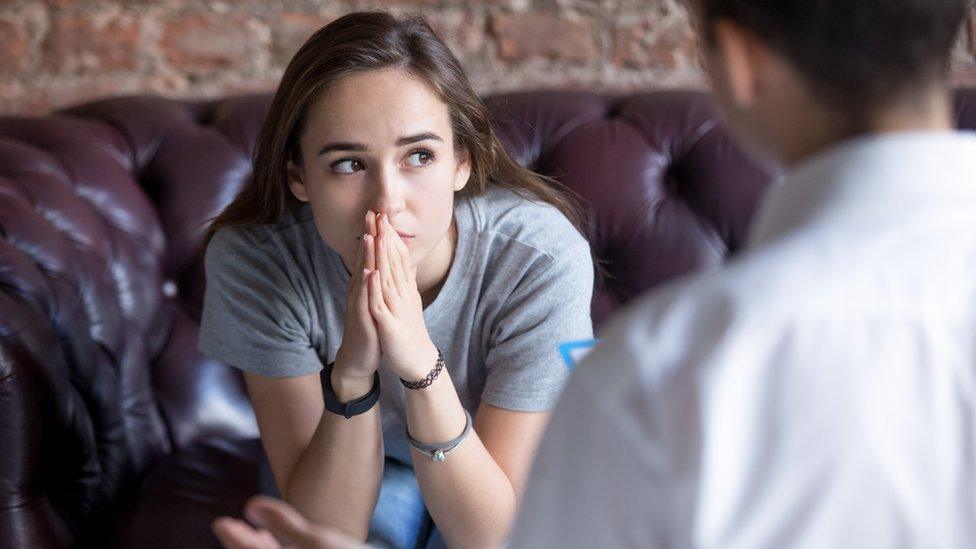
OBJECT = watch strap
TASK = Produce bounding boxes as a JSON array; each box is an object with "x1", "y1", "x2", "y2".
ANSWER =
[{"x1": 320, "y1": 362, "x2": 380, "y2": 419}]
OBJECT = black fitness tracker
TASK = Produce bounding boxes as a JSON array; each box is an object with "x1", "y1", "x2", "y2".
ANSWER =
[{"x1": 320, "y1": 362, "x2": 381, "y2": 419}]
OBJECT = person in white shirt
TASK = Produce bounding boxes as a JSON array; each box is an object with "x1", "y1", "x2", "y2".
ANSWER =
[
  {"x1": 213, "y1": 0, "x2": 975, "y2": 547},
  {"x1": 509, "y1": 0, "x2": 976, "y2": 547}
]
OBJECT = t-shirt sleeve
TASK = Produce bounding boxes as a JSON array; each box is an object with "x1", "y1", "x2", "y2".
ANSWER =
[
  {"x1": 198, "y1": 227, "x2": 323, "y2": 377},
  {"x1": 481, "y1": 235, "x2": 594, "y2": 412}
]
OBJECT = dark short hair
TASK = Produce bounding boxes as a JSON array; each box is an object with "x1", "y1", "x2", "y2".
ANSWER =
[{"x1": 695, "y1": 0, "x2": 971, "y2": 114}]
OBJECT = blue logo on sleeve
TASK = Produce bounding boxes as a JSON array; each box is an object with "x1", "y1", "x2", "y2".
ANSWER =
[{"x1": 558, "y1": 339, "x2": 599, "y2": 370}]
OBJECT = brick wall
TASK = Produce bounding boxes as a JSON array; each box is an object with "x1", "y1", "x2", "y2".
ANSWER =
[{"x1": 1, "y1": 0, "x2": 975, "y2": 116}]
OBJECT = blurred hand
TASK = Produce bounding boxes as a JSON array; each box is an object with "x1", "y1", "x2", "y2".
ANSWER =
[{"x1": 212, "y1": 496, "x2": 369, "y2": 549}]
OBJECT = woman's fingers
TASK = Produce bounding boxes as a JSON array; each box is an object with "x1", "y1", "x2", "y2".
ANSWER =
[
  {"x1": 353, "y1": 227, "x2": 366, "y2": 276},
  {"x1": 363, "y1": 233, "x2": 376, "y2": 273},
  {"x1": 375, "y1": 215, "x2": 398, "y2": 307},
  {"x1": 361, "y1": 210, "x2": 377, "y2": 277},
  {"x1": 347, "y1": 238, "x2": 370, "y2": 311},
  {"x1": 367, "y1": 269, "x2": 389, "y2": 321},
  {"x1": 382, "y1": 216, "x2": 409, "y2": 293},
  {"x1": 390, "y1": 218, "x2": 410, "y2": 260},
  {"x1": 366, "y1": 210, "x2": 377, "y2": 238},
  {"x1": 349, "y1": 235, "x2": 367, "y2": 291},
  {"x1": 357, "y1": 268, "x2": 373, "y2": 325},
  {"x1": 389, "y1": 225, "x2": 415, "y2": 285},
  {"x1": 389, "y1": 245, "x2": 408, "y2": 294}
]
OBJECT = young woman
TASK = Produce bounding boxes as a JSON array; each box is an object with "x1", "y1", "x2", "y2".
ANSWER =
[{"x1": 200, "y1": 12, "x2": 593, "y2": 548}]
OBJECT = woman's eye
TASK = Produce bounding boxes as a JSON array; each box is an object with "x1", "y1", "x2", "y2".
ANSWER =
[
  {"x1": 406, "y1": 150, "x2": 435, "y2": 168},
  {"x1": 331, "y1": 159, "x2": 365, "y2": 175}
]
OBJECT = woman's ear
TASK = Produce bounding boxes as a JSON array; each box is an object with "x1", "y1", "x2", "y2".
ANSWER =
[
  {"x1": 453, "y1": 148, "x2": 472, "y2": 192},
  {"x1": 287, "y1": 160, "x2": 309, "y2": 202}
]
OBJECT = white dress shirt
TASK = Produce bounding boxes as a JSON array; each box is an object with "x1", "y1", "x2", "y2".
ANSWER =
[{"x1": 510, "y1": 132, "x2": 976, "y2": 548}]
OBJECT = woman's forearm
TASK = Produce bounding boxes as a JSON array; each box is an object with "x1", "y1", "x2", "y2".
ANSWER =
[
  {"x1": 285, "y1": 363, "x2": 384, "y2": 541},
  {"x1": 404, "y1": 368, "x2": 518, "y2": 548}
]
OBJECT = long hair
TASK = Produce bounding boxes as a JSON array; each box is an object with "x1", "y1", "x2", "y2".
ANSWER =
[{"x1": 205, "y1": 11, "x2": 583, "y2": 244}]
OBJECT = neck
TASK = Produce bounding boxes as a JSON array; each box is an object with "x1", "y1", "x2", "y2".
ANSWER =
[
  {"x1": 782, "y1": 86, "x2": 954, "y2": 168},
  {"x1": 415, "y1": 218, "x2": 457, "y2": 308}
]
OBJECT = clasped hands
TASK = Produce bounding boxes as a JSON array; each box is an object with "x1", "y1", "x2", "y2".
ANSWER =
[
  {"x1": 333, "y1": 210, "x2": 439, "y2": 388},
  {"x1": 215, "y1": 211, "x2": 433, "y2": 547}
]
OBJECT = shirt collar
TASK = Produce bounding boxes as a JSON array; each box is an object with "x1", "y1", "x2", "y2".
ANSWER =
[{"x1": 744, "y1": 130, "x2": 976, "y2": 250}]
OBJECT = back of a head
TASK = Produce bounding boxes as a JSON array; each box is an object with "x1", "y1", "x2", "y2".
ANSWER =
[{"x1": 697, "y1": 0, "x2": 971, "y2": 116}]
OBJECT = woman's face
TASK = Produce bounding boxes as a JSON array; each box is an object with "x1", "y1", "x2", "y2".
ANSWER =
[{"x1": 288, "y1": 68, "x2": 471, "y2": 272}]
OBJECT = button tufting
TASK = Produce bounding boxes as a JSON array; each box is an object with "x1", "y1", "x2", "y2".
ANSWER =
[{"x1": 162, "y1": 280, "x2": 178, "y2": 298}]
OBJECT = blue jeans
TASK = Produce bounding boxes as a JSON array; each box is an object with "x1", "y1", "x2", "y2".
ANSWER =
[{"x1": 260, "y1": 455, "x2": 445, "y2": 548}]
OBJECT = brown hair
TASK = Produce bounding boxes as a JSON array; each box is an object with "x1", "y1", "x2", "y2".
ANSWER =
[{"x1": 205, "y1": 11, "x2": 583, "y2": 245}]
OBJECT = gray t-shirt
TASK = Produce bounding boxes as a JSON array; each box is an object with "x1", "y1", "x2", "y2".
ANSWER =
[{"x1": 198, "y1": 186, "x2": 594, "y2": 463}]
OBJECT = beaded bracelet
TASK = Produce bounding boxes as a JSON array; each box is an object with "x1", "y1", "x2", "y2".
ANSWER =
[{"x1": 399, "y1": 348, "x2": 445, "y2": 390}]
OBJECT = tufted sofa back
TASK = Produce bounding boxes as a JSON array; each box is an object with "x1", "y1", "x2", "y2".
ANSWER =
[{"x1": 1, "y1": 90, "x2": 974, "y2": 546}]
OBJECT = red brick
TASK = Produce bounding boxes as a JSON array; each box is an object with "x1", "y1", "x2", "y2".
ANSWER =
[
  {"x1": 271, "y1": 12, "x2": 336, "y2": 66},
  {"x1": 425, "y1": 11, "x2": 485, "y2": 58},
  {"x1": 41, "y1": 0, "x2": 85, "y2": 6},
  {"x1": 0, "y1": 18, "x2": 30, "y2": 75},
  {"x1": 43, "y1": 12, "x2": 142, "y2": 75},
  {"x1": 490, "y1": 12, "x2": 599, "y2": 64},
  {"x1": 220, "y1": 72, "x2": 285, "y2": 96},
  {"x1": 160, "y1": 14, "x2": 255, "y2": 72},
  {"x1": 613, "y1": 16, "x2": 698, "y2": 70},
  {"x1": 13, "y1": 74, "x2": 190, "y2": 115},
  {"x1": 0, "y1": 79, "x2": 23, "y2": 115},
  {"x1": 366, "y1": 0, "x2": 442, "y2": 5},
  {"x1": 16, "y1": 77, "x2": 124, "y2": 115}
]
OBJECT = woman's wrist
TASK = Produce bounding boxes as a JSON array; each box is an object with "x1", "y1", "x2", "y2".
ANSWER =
[
  {"x1": 331, "y1": 358, "x2": 377, "y2": 402},
  {"x1": 395, "y1": 339, "x2": 442, "y2": 385}
]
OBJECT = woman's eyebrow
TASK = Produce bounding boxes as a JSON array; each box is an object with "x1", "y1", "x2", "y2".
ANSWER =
[
  {"x1": 317, "y1": 132, "x2": 443, "y2": 156},
  {"x1": 318, "y1": 142, "x2": 367, "y2": 155},
  {"x1": 396, "y1": 132, "x2": 443, "y2": 146}
]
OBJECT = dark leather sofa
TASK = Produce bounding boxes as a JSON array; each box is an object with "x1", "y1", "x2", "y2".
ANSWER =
[{"x1": 2, "y1": 89, "x2": 974, "y2": 548}]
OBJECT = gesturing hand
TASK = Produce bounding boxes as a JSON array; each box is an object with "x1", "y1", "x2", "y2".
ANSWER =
[
  {"x1": 333, "y1": 211, "x2": 382, "y2": 382},
  {"x1": 367, "y1": 213, "x2": 439, "y2": 381},
  {"x1": 213, "y1": 496, "x2": 368, "y2": 549}
]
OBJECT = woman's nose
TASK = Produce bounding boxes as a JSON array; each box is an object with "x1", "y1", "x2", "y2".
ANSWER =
[{"x1": 369, "y1": 167, "x2": 406, "y2": 216}]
